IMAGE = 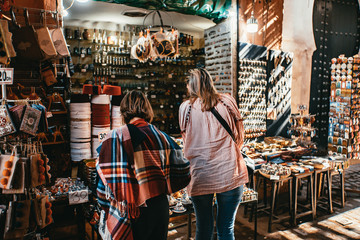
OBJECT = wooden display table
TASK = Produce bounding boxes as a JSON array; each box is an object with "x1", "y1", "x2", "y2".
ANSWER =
[
  {"x1": 292, "y1": 171, "x2": 315, "y2": 225},
  {"x1": 314, "y1": 167, "x2": 333, "y2": 216},
  {"x1": 255, "y1": 172, "x2": 293, "y2": 232}
]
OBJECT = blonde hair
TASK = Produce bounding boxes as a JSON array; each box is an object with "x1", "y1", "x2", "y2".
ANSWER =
[
  {"x1": 120, "y1": 90, "x2": 154, "y2": 124},
  {"x1": 187, "y1": 68, "x2": 220, "y2": 111}
]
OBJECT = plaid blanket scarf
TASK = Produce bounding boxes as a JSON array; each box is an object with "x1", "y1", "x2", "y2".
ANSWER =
[{"x1": 96, "y1": 119, "x2": 191, "y2": 240}]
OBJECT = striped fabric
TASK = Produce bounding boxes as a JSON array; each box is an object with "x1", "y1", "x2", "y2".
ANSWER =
[{"x1": 96, "y1": 119, "x2": 191, "y2": 240}]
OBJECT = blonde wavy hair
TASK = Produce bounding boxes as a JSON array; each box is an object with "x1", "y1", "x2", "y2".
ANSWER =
[{"x1": 187, "y1": 68, "x2": 220, "y2": 111}]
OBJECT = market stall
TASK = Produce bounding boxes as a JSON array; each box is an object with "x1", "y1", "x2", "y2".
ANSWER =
[{"x1": 0, "y1": 0, "x2": 359, "y2": 239}]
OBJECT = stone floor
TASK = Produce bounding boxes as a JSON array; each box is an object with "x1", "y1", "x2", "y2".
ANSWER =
[{"x1": 168, "y1": 163, "x2": 360, "y2": 240}]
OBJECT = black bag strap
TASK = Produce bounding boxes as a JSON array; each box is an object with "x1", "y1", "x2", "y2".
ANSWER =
[{"x1": 210, "y1": 107, "x2": 236, "y2": 143}]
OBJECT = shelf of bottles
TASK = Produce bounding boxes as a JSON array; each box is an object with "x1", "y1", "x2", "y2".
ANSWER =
[
  {"x1": 329, "y1": 54, "x2": 360, "y2": 159},
  {"x1": 65, "y1": 26, "x2": 203, "y2": 135},
  {"x1": 238, "y1": 59, "x2": 267, "y2": 140}
]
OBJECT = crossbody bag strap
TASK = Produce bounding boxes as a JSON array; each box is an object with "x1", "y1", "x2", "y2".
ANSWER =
[{"x1": 211, "y1": 107, "x2": 236, "y2": 143}]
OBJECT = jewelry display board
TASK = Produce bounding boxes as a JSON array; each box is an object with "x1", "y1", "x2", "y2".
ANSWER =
[
  {"x1": 204, "y1": 20, "x2": 232, "y2": 94},
  {"x1": 266, "y1": 50, "x2": 293, "y2": 137},
  {"x1": 328, "y1": 54, "x2": 360, "y2": 159},
  {"x1": 238, "y1": 42, "x2": 267, "y2": 140}
]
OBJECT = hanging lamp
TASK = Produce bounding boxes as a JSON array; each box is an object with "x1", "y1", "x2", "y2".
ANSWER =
[{"x1": 246, "y1": 1, "x2": 258, "y2": 33}]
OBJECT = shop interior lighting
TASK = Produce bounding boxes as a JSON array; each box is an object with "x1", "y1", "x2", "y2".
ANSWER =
[
  {"x1": 246, "y1": 11, "x2": 258, "y2": 33},
  {"x1": 63, "y1": 0, "x2": 89, "y2": 17},
  {"x1": 62, "y1": 9, "x2": 69, "y2": 17}
]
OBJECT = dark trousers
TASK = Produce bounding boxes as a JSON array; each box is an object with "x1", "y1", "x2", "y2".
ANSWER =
[{"x1": 131, "y1": 194, "x2": 169, "y2": 240}]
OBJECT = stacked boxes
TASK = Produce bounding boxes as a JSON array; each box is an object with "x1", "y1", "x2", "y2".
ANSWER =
[{"x1": 329, "y1": 54, "x2": 360, "y2": 159}]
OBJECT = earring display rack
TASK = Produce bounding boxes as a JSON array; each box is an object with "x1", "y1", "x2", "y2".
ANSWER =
[
  {"x1": 237, "y1": 43, "x2": 295, "y2": 141},
  {"x1": 328, "y1": 54, "x2": 360, "y2": 159},
  {"x1": 238, "y1": 59, "x2": 267, "y2": 140},
  {"x1": 204, "y1": 20, "x2": 232, "y2": 94},
  {"x1": 266, "y1": 50, "x2": 293, "y2": 137},
  {"x1": 238, "y1": 42, "x2": 268, "y2": 141}
]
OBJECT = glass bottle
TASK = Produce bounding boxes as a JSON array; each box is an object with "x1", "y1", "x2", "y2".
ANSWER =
[
  {"x1": 102, "y1": 30, "x2": 107, "y2": 45},
  {"x1": 114, "y1": 31, "x2": 119, "y2": 46},
  {"x1": 93, "y1": 29, "x2": 97, "y2": 43},
  {"x1": 98, "y1": 30, "x2": 102, "y2": 44},
  {"x1": 131, "y1": 27, "x2": 137, "y2": 47}
]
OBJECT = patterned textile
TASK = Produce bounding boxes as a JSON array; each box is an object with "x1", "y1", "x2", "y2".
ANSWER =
[{"x1": 97, "y1": 119, "x2": 190, "y2": 240}]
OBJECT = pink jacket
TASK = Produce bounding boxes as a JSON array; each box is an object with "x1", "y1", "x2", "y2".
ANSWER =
[{"x1": 179, "y1": 94, "x2": 248, "y2": 197}]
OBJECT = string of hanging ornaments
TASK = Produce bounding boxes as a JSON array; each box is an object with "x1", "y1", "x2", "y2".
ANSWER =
[{"x1": 131, "y1": 10, "x2": 179, "y2": 63}]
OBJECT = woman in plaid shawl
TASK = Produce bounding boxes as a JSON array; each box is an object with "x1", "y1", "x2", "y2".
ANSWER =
[{"x1": 97, "y1": 90, "x2": 191, "y2": 240}]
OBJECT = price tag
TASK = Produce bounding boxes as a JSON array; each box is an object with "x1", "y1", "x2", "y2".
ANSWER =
[
  {"x1": 132, "y1": 65, "x2": 136, "y2": 68},
  {"x1": 81, "y1": 69, "x2": 86, "y2": 73},
  {"x1": 0, "y1": 68, "x2": 13, "y2": 84},
  {"x1": 98, "y1": 131, "x2": 108, "y2": 143},
  {"x1": 161, "y1": 64, "x2": 164, "y2": 67},
  {"x1": 168, "y1": 74, "x2": 173, "y2": 79},
  {"x1": 46, "y1": 112, "x2": 53, "y2": 118},
  {"x1": 151, "y1": 95, "x2": 156, "y2": 99},
  {"x1": 111, "y1": 75, "x2": 116, "y2": 78},
  {"x1": 81, "y1": 54, "x2": 85, "y2": 58},
  {"x1": 270, "y1": 175, "x2": 279, "y2": 180},
  {"x1": 297, "y1": 104, "x2": 307, "y2": 111},
  {"x1": 137, "y1": 86, "x2": 141, "y2": 90},
  {"x1": 69, "y1": 190, "x2": 88, "y2": 205}
]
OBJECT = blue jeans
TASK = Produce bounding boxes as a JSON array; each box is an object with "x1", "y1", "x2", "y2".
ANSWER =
[{"x1": 191, "y1": 186, "x2": 243, "y2": 240}]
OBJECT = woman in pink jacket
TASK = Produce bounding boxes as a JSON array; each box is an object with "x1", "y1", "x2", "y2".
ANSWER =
[{"x1": 179, "y1": 68, "x2": 248, "y2": 240}]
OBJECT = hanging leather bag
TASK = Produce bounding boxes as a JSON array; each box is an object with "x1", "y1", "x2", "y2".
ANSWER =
[
  {"x1": 36, "y1": 11, "x2": 57, "y2": 59},
  {"x1": 10, "y1": 8, "x2": 44, "y2": 61},
  {"x1": 49, "y1": 12, "x2": 70, "y2": 58}
]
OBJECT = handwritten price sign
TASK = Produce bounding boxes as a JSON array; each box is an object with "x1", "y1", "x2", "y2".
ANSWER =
[
  {"x1": 98, "y1": 131, "x2": 107, "y2": 143},
  {"x1": 0, "y1": 68, "x2": 13, "y2": 85},
  {"x1": 69, "y1": 190, "x2": 89, "y2": 205}
]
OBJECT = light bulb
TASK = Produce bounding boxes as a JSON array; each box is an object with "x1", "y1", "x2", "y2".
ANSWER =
[
  {"x1": 246, "y1": 11, "x2": 258, "y2": 33},
  {"x1": 63, "y1": 9, "x2": 69, "y2": 17}
]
